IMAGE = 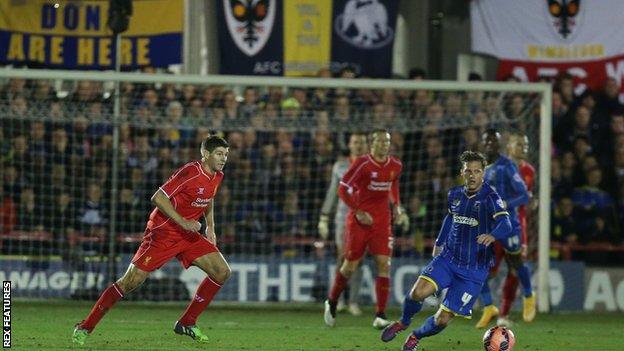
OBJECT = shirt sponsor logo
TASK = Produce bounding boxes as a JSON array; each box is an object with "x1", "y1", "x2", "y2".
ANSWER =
[
  {"x1": 453, "y1": 214, "x2": 479, "y2": 227},
  {"x1": 191, "y1": 197, "x2": 212, "y2": 207},
  {"x1": 367, "y1": 181, "x2": 391, "y2": 191}
]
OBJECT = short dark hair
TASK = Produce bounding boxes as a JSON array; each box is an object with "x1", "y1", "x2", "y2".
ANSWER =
[
  {"x1": 408, "y1": 67, "x2": 426, "y2": 79},
  {"x1": 201, "y1": 135, "x2": 229, "y2": 153},
  {"x1": 460, "y1": 151, "x2": 487, "y2": 169}
]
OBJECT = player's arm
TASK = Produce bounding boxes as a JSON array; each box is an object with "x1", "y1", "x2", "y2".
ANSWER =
[
  {"x1": 434, "y1": 190, "x2": 454, "y2": 256},
  {"x1": 477, "y1": 194, "x2": 512, "y2": 246},
  {"x1": 318, "y1": 162, "x2": 341, "y2": 239},
  {"x1": 390, "y1": 169, "x2": 409, "y2": 230},
  {"x1": 338, "y1": 158, "x2": 372, "y2": 225},
  {"x1": 505, "y1": 166, "x2": 530, "y2": 208},
  {"x1": 151, "y1": 189, "x2": 200, "y2": 232},
  {"x1": 433, "y1": 214, "x2": 452, "y2": 257},
  {"x1": 203, "y1": 199, "x2": 216, "y2": 244}
]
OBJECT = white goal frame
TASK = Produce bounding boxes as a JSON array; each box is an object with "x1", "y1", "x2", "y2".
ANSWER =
[{"x1": 0, "y1": 68, "x2": 552, "y2": 312}]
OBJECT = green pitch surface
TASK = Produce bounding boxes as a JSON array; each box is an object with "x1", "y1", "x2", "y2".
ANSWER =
[{"x1": 10, "y1": 300, "x2": 623, "y2": 350}]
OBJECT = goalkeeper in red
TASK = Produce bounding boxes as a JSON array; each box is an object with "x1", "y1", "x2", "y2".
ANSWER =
[
  {"x1": 324, "y1": 130, "x2": 408, "y2": 329},
  {"x1": 73, "y1": 135, "x2": 231, "y2": 345}
]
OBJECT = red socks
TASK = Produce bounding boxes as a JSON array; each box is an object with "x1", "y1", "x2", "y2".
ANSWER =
[
  {"x1": 80, "y1": 283, "x2": 124, "y2": 332},
  {"x1": 328, "y1": 270, "x2": 349, "y2": 302},
  {"x1": 375, "y1": 276, "x2": 390, "y2": 315},
  {"x1": 500, "y1": 272, "x2": 519, "y2": 317},
  {"x1": 178, "y1": 277, "x2": 223, "y2": 326}
]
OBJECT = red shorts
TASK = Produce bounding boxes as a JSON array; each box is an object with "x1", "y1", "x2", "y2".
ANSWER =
[
  {"x1": 131, "y1": 229, "x2": 219, "y2": 272},
  {"x1": 343, "y1": 213, "x2": 392, "y2": 261}
]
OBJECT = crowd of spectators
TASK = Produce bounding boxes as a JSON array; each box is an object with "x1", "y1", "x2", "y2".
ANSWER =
[{"x1": 0, "y1": 68, "x2": 622, "y2": 264}]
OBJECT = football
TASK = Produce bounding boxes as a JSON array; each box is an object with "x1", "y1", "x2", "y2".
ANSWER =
[{"x1": 483, "y1": 326, "x2": 516, "y2": 351}]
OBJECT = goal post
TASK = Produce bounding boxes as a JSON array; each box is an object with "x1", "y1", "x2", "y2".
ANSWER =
[{"x1": 0, "y1": 68, "x2": 550, "y2": 311}]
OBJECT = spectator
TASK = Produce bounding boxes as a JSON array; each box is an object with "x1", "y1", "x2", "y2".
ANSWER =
[
  {"x1": 115, "y1": 188, "x2": 145, "y2": 234},
  {"x1": 76, "y1": 182, "x2": 108, "y2": 237},
  {"x1": 551, "y1": 197, "x2": 579, "y2": 259},
  {"x1": 43, "y1": 191, "x2": 76, "y2": 248},
  {"x1": 15, "y1": 187, "x2": 44, "y2": 232},
  {"x1": 408, "y1": 67, "x2": 426, "y2": 80},
  {"x1": 571, "y1": 167, "x2": 616, "y2": 238},
  {"x1": 0, "y1": 178, "x2": 16, "y2": 234},
  {"x1": 127, "y1": 133, "x2": 158, "y2": 178}
]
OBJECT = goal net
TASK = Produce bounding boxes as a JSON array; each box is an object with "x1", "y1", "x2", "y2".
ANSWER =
[{"x1": 0, "y1": 69, "x2": 551, "y2": 311}]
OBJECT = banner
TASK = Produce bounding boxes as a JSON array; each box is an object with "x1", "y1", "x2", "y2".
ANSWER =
[
  {"x1": 4, "y1": 255, "x2": 615, "y2": 312},
  {"x1": 0, "y1": 0, "x2": 183, "y2": 69},
  {"x1": 330, "y1": 0, "x2": 398, "y2": 78},
  {"x1": 217, "y1": 0, "x2": 398, "y2": 78},
  {"x1": 471, "y1": 0, "x2": 624, "y2": 94},
  {"x1": 217, "y1": 0, "x2": 284, "y2": 76},
  {"x1": 283, "y1": 0, "x2": 332, "y2": 77}
]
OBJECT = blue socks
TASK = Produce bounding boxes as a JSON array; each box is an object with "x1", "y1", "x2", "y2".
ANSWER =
[
  {"x1": 400, "y1": 293, "x2": 423, "y2": 326},
  {"x1": 480, "y1": 280, "x2": 493, "y2": 306},
  {"x1": 413, "y1": 316, "x2": 446, "y2": 339},
  {"x1": 516, "y1": 263, "x2": 533, "y2": 297}
]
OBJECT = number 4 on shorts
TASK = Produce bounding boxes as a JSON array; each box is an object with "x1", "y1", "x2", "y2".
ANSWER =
[{"x1": 461, "y1": 292, "x2": 472, "y2": 307}]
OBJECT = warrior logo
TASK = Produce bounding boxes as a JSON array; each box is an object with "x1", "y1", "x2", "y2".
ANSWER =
[
  {"x1": 334, "y1": 0, "x2": 394, "y2": 49},
  {"x1": 224, "y1": 0, "x2": 276, "y2": 56},
  {"x1": 546, "y1": 0, "x2": 581, "y2": 39}
]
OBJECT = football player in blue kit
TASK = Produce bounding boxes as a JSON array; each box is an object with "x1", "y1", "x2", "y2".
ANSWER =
[
  {"x1": 380, "y1": 151, "x2": 512, "y2": 351},
  {"x1": 476, "y1": 129, "x2": 535, "y2": 329}
]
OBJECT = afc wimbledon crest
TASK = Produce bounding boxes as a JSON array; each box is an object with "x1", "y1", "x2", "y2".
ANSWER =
[
  {"x1": 335, "y1": 0, "x2": 394, "y2": 49},
  {"x1": 546, "y1": 0, "x2": 582, "y2": 39},
  {"x1": 224, "y1": 0, "x2": 276, "y2": 56}
]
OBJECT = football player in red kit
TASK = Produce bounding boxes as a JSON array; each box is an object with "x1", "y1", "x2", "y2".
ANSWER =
[
  {"x1": 496, "y1": 133, "x2": 536, "y2": 326},
  {"x1": 73, "y1": 136, "x2": 231, "y2": 345},
  {"x1": 324, "y1": 130, "x2": 408, "y2": 329}
]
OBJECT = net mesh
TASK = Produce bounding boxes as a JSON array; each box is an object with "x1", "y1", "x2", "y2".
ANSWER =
[{"x1": 0, "y1": 75, "x2": 543, "y2": 303}]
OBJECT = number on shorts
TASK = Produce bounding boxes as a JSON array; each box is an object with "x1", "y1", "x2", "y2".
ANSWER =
[
  {"x1": 461, "y1": 292, "x2": 472, "y2": 307},
  {"x1": 507, "y1": 236, "x2": 519, "y2": 248},
  {"x1": 388, "y1": 237, "x2": 394, "y2": 250}
]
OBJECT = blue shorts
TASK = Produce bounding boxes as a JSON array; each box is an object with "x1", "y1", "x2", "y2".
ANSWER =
[
  {"x1": 419, "y1": 256, "x2": 488, "y2": 318},
  {"x1": 501, "y1": 228, "x2": 522, "y2": 254}
]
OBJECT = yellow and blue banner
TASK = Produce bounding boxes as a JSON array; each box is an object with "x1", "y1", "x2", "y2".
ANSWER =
[
  {"x1": 0, "y1": 0, "x2": 183, "y2": 69},
  {"x1": 217, "y1": 0, "x2": 398, "y2": 78}
]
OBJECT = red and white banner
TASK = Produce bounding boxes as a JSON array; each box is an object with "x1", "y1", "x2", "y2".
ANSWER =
[{"x1": 471, "y1": 0, "x2": 624, "y2": 94}]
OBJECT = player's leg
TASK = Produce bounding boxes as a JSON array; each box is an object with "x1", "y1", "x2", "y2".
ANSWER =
[
  {"x1": 175, "y1": 238, "x2": 227, "y2": 341},
  {"x1": 72, "y1": 263, "x2": 150, "y2": 345},
  {"x1": 372, "y1": 254, "x2": 392, "y2": 328},
  {"x1": 498, "y1": 256, "x2": 519, "y2": 325},
  {"x1": 336, "y1": 218, "x2": 363, "y2": 315},
  {"x1": 368, "y1": 223, "x2": 394, "y2": 328},
  {"x1": 324, "y1": 257, "x2": 362, "y2": 326},
  {"x1": 381, "y1": 256, "x2": 451, "y2": 343},
  {"x1": 402, "y1": 266, "x2": 484, "y2": 350},
  {"x1": 325, "y1": 219, "x2": 366, "y2": 327},
  {"x1": 501, "y1": 229, "x2": 535, "y2": 322},
  {"x1": 476, "y1": 242, "x2": 504, "y2": 328},
  {"x1": 402, "y1": 308, "x2": 456, "y2": 351},
  {"x1": 72, "y1": 230, "x2": 176, "y2": 346},
  {"x1": 506, "y1": 251, "x2": 535, "y2": 322}
]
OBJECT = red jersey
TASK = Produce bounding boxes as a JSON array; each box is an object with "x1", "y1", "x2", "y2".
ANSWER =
[
  {"x1": 338, "y1": 154, "x2": 402, "y2": 221},
  {"x1": 518, "y1": 160, "x2": 535, "y2": 245},
  {"x1": 146, "y1": 161, "x2": 223, "y2": 234}
]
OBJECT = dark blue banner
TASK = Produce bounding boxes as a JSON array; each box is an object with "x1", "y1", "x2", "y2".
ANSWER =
[
  {"x1": 217, "y1": 0, "x2": 284, "y2": 75},
  {"x1": 330, "y1": 0, "x2": 399, "y2": 78}
]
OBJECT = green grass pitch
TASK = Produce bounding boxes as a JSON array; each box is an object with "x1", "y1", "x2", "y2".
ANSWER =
[{"x1": 9, "y1": 300, "x2": 623, "y2": 350}]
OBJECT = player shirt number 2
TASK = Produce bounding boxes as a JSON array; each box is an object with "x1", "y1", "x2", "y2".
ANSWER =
[{"x1": 147, "y1": 161, "x2": 223, "y2": 232}]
